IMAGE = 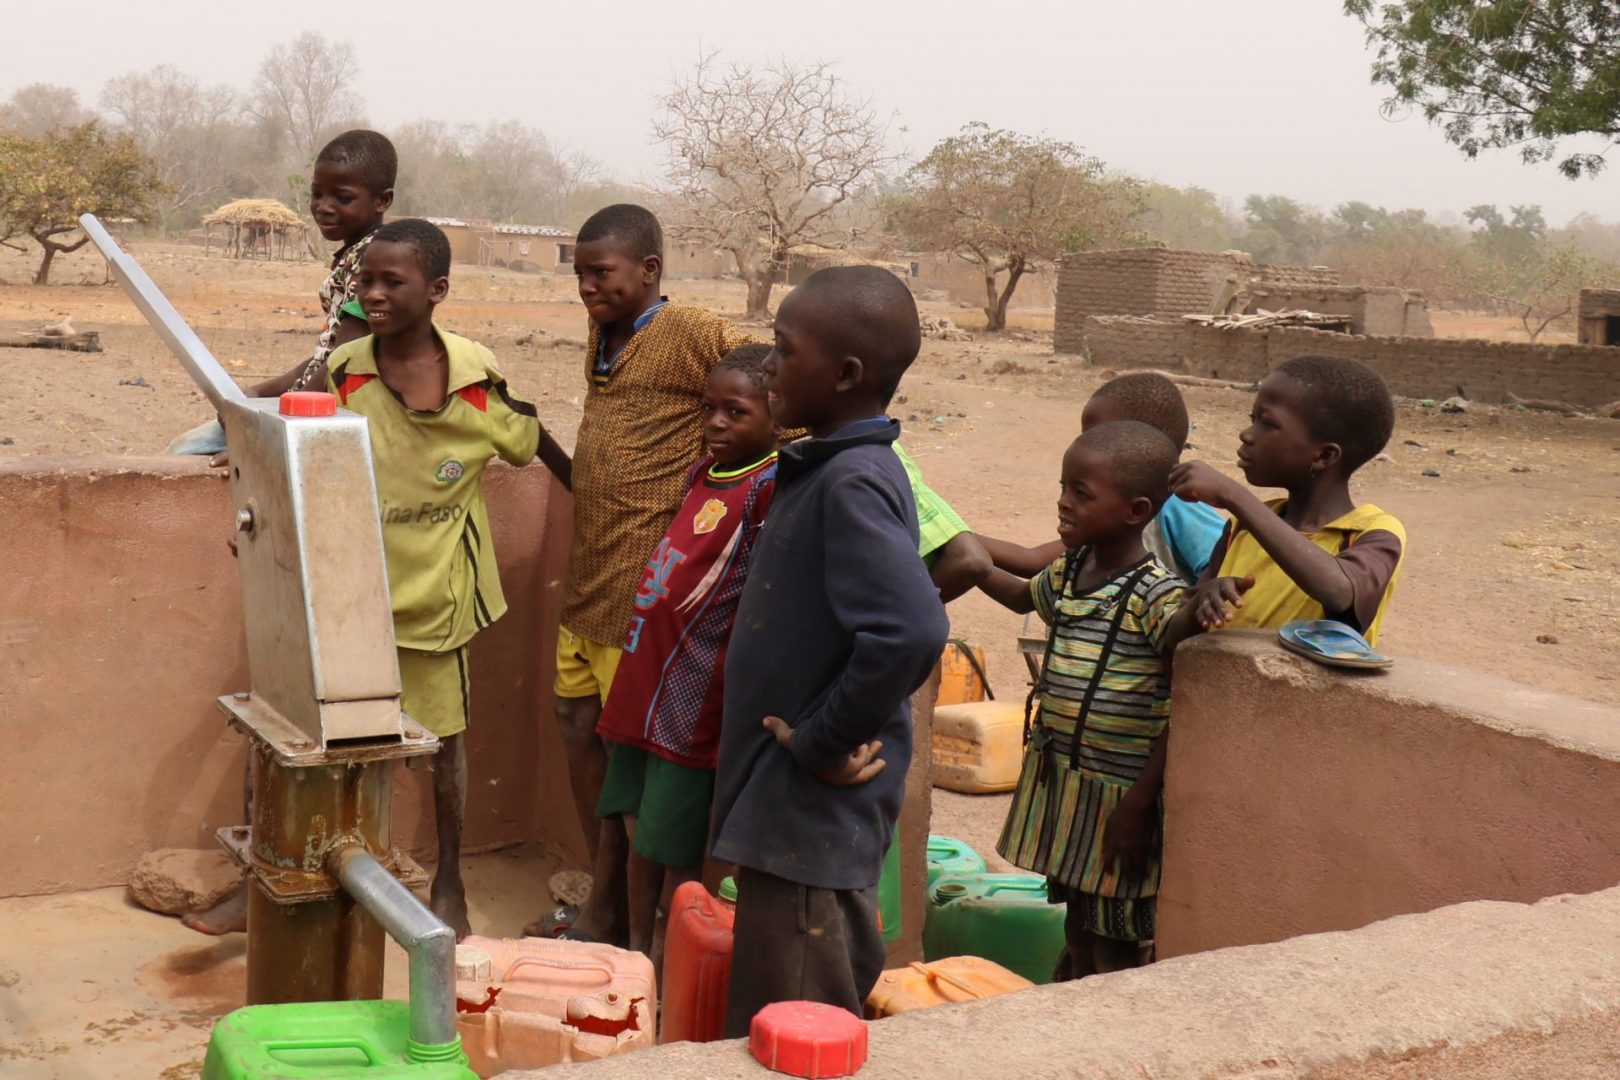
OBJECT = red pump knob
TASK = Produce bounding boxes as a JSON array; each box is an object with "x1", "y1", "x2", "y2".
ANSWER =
[{"x1": 279, "y1": 391, "x2": 337, "y2": 417}]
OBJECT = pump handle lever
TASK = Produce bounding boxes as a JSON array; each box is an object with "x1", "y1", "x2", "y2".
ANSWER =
[{"x1": 78, "y1": 213, "x2": 245, "y2": 411}]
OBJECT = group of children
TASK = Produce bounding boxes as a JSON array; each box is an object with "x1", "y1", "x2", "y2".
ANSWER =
[{"x1": 179, "y1": 128, "x2": 1407, "y2": 1024}]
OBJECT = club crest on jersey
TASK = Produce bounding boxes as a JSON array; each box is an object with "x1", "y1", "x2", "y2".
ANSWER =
[
  {"x1": 435, "y1": 459, "x2": 465, "y2": 484},
  {"x1": 692, "y1": 498, "x2": 727, "y2": 534}
]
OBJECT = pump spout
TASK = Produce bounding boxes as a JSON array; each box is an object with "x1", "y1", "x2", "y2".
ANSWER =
[{"x1": 327, "y1": 844, "x2": 459, "y2": 1058}]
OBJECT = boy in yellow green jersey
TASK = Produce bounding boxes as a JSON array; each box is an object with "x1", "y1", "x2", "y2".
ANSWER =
[{"x1": 326, "y1": 217, "x2": 568, "y2": 937}]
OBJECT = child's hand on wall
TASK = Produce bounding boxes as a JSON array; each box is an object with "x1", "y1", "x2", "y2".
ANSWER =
[
  {"x1": 1168, "y1": 461, "x2": 1240, "y2": 509},
  {"x1": 1190, "y1": 575, "x2": 1255, "y2": 630},
  {"x1": 762, "y1": 715, "x2": 887, "y2": 786}
]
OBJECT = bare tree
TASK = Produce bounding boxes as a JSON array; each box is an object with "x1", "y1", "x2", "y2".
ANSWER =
[
  {"x1": 467, "y1": 121, "x2": 566, "y2": 223},
  {"x1": 653, "y1": 55, "x2": 895, "y2": 319},
  {"x1": 251, "y1": 34, "x2": 364, "y2": 165},
  {"x1": 389, "y1": 119, "x2": 471, "y2": 216},
  {"x1": 100, "y1": 65, "x2": 239, "y2": 231},
  {"x1": 388, "y1": 118, "x2": 602, "y2": 226},
  {"x1": 0, "y1": 84, "x2": 91, "y2": 136}
]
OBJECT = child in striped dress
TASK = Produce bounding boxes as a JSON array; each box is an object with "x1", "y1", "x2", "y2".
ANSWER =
[{"x1": 977, "y1": 420, "x2": 1190, "y2": 978}]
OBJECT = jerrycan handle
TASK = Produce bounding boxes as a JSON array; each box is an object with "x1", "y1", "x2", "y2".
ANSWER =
[
  {"x1": 984, "y1": 879, "x2": 1046, "y2": 898},
  {"x1": 502, "y1": 954, "x2": 616, "y2": 987},
  {"x1": 263, "y1": 1036, "x2": 384, "y2": 1066},
  {"x1": 908, "y1": 961, "x2": 988, "y2": 1000}
]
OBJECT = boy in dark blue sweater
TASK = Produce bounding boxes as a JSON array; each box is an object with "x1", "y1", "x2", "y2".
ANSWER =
[{"x1": 711, "y1": 266, "x2": 950, "y2": 1034}]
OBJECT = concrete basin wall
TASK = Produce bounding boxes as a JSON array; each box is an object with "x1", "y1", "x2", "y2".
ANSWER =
[
  {"x1": 521, "y1": 885, "x2": 1620, "y2": 1079},
  {"x1": 1158, "y1": 630, "x2": 1620, "y2": 958},
  {"x1": 0, "y1": 457, "x2": 582, "y2": 897}
]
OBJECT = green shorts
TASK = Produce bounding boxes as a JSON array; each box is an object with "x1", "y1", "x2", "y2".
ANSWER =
[{"x1": 597, "y1": 742, "x2": 715, "y2": 869}]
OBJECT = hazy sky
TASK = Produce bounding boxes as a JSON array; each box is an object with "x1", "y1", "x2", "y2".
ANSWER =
[{"x1": 9, "y1": 0, "x2": 1616, "y2": 225}]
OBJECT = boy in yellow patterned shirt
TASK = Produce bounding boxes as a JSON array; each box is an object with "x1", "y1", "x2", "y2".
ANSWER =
[{"x1": 526, "y1": 205, "x2": 753, "y2": 943}]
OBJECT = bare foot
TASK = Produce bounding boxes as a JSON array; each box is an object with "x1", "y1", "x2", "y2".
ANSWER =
[
  {"x1": 430, "y1": 879, "x2": 472, "y2": 941},
  {"x1": 182, "y1": 882, "x2": 248, "y2": 936}
]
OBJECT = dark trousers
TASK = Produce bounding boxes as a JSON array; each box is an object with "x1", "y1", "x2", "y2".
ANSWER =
[{"x1": 722, "y1": 866, "x2": 886, "y2": 1038}]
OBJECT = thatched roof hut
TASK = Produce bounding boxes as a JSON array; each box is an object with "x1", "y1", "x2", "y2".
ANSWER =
[{"x1": 204, "y1": 199, "x2": 309, "y2": 260}]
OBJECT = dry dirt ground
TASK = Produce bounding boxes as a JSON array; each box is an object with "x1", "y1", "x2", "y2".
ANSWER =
[
  {"x1": 0, "y1": 845, "x2": 564, "y2": 1079},
  {"x1": 1, "y1": 243, "x2": 1617, "y2": 1070}
]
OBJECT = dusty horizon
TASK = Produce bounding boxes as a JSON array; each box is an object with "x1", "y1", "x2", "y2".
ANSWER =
[{"x1": 6, "y1": 0, "x2": 1618, "y2": 225}]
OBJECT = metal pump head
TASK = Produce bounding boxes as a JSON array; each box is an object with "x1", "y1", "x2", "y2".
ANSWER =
[{"x1": 80, "y1": 213, "x2": 407, "y2": 747}]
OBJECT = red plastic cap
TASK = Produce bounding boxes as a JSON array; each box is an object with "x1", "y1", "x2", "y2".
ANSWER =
[
  {"x1": 279, "y1": 391, "x2": 337, "y2": 417},
  {"x1": 749, "y1": 1002, "x2": 867, "y2": 1077}
]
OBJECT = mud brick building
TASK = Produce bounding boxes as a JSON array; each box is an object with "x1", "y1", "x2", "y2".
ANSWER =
[
  {"x1": 1053, "y1": 248, "x2": 1337, "y2": 352},
  {"x1": 1056, "y1": 247, "x2": 1620, "y2": 407},
  {"x1": 1577, "y1": 288, "x2": 1620, "y2": 347}
]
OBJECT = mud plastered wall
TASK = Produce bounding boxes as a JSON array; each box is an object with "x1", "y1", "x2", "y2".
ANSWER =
[{"x1": 1072, "y1": 318, "x2": 1620, "y2": 406}]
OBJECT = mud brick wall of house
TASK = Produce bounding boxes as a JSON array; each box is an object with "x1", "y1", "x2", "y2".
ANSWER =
[
  {"x1": 1246, "y1": 283, "x2": 1434, "y2": 338},
  {"x1": 1577, "y1": 288, "x2": 1620, "y2": 346},
  {"x1": 1070, "y1": 317, "x2": 1620, "y2": 407},
  {"x1": 1250, "y1": 264, "x2": 1340, "y2": 288},
  {"x1": 1066, "y1": 315, "x2": 1188, "y2": 370},
  {"x1": 1055, "y1": 249, "x2": 1341, "y2": 352},
  {"x1": 1207, "y1": 326, "x2": 1620, "y2": 405}
]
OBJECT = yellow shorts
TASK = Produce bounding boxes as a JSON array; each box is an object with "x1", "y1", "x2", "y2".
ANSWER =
[
  {"x1": 398, "y1": 645, "x2": 470, "y2": 737},
  {"x1": 554, "y1": 625, "x2": 621, "y2": 700}
]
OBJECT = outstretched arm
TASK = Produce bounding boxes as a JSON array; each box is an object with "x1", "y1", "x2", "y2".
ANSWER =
[
  {"x1": 979, "y1": 568, "x2": 1037, "y2": 614},
  {"x1": 977, "y1": 533, "x2": 1065, "y2": 578},
  {"x1": 929, "y1": 532, "x2": 993, "y2": 602},
  {"x1": 1169, "y1": 462, "x2": 1354, "y2": 615}
]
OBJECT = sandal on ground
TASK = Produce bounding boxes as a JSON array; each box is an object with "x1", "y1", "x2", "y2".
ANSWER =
[{"x1": 1278, "y1": 620, "x2": 1392, "y2": 670}]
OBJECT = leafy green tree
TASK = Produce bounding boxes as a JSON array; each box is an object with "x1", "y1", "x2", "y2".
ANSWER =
[
  {"x1": 1463, "y1": 203, "x2": 1547, "y2": 265},
  {"x1": 0, "y1": 123, "x2": 163, "y2": 283},
  {"x1": 888, "y1": 123, "x2": 1143, "y2": 331},
  {"x1": 1138, "y1": 183, "x2": 1234, "y2": 250},
  {"x1": 1235, "y1": 194, "x2": 1330, "y2": 265},
  {"x1": 1345, "y1": 0, "x2": 1620, "y2": 177},
  {"x1": 1326, "y1": 201, "x2": 1467, "y2": 297},
  {"x1": 1449, "y1": 201, "x2": 1614, "y2": 339}
]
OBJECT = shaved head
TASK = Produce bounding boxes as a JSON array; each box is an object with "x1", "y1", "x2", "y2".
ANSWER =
[
  {"x1": 1076, "y1": 420, "x2": 1179, "y2": 510},
  {"x1": 789, "y1": 265, "x2": 921, "y2": 402}
]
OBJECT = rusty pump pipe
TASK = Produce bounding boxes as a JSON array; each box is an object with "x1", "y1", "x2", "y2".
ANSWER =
[{"x1": 328, "y1": 845, "x2": 458, "y2": 1061}]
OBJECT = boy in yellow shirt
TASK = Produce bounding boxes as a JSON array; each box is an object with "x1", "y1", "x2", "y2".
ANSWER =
[
  {"x1": 1168, "y1": 354, "x2": 1404, "y2": 645},
  {"x1": 327, "y1": 217, "x2": 567, "y2": 936}
]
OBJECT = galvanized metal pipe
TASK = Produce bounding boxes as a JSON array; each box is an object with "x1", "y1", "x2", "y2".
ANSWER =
[
  {"x1": 328, "y1": 844, "x2": 457, "y2": 1051},
  {"x1": 78, "y1": 213, "x2": 246, "y2": 410}
]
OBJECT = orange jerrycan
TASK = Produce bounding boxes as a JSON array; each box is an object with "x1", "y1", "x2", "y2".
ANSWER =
[
  {"x1": 660, "y1": 880, "x2": 736, "y2": 1044},
  {"x1": 936, "y1": 640, "x2": 991, "y2": 706},
  {"x1": 865, "y1": 957, "x2": 1033, "y2": 1018},
  {"x1": 453, "y1": 935, "x2": 656, "y2": 1077},
  {"x1": 931, "y1": 700, "x2": 1024, "y2": 793}
]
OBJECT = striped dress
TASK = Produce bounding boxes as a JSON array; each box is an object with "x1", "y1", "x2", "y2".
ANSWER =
[{"x1": 996, "y1": 551, "x2": 1184, "y2": 942}]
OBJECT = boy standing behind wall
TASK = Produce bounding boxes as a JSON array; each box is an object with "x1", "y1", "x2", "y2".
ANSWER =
[{"x1": 529, "y1": 205, "x2": 753, "y2": 942}]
